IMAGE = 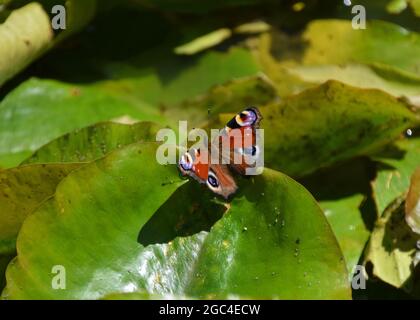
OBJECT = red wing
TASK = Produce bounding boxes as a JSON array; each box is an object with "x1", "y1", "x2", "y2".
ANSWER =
[
  {"x1": 178, "y1": 107, "x2": 262, "y2": 198},
  {"x1": 178, "y1": 148, "x2": 209, "y2": 183},
  {"x1": 207, "y1": 164, "x2": 238, "y2": 199},
  {"x1": 179, "y1": 147, "x2": 237, "y2": 199},
  {"x1": 214, "y1": 107, "x2": 262, "y2": 175}
]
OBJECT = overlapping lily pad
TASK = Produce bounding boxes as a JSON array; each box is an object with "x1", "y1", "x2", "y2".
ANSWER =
[
  {"x1": 300, "y1": 159, "x2": 376, "y2": 277},
  {"x1": 0, "y1": 78, "x2": 163, "y2": 168},
  {"x1": 288, "y1": 63, "x2": 420, "y2": 99},
  {"x1": 372, "y1": 136, "x2": 420, "y2": 215},
  {"x1": 0, "y1": 121, "x2": 161, "y2": 258},
  {"x1": 0, "y1": 3, "x2": 52, "y2": 86},
  {"x1": 2, "y1": 143, "x2": 350, "y2": 299},
  {"x1": 364, "y1": 197, "x2": 420, "y2": 295},
  {"x1": 302, "y1": 20, "x2": 420, "y2": 78},
  {"x1": 215, "y1": 80, "x2": 418, "y2": 177},
  {"x1": 1, "y1": 0, "x2": 419, "y2": 301},
  {"x1": 0, "y1": 1, "x2": 96, "y2": 87},
  {"x1": 0, "y1": 163, "x2": 81, "y2": 256},
  {"x1": 23, "y1": 121, "x2": 161, "y2": 164}
]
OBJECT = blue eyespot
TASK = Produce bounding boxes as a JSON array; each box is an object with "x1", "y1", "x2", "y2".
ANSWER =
[
  {"x1": 207, "y1": 172, "x2": 219, "y2": 188},
  {"x1": 238, "y1": 146, "x2": 259, "y2": 156},
  {"x1": 235, "y1": 109, "x2": 257, "y2": 127},
  {"x1": 180, "y1": 153, "x2": 193, "y2": 171},
  {"x1": 252, "y1": 145, "x2": 258, "y2": 156}
]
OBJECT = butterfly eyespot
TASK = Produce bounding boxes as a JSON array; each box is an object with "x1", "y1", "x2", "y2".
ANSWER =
[
  {"x1": 180, "y1": 152, "x2": 193, "y2": 171},
  {"x1": 237, "y1": 146, "x2": 259, "y2": 156},
  {"x1": 252, "y1": 145, "x2": 259, "y2": 156},
  {"x1": 206, "y1": 171, "x2": 219, "y2": 189},
  {"x1": 235, "y1": 109, "x2": 257, "y2": 127}
]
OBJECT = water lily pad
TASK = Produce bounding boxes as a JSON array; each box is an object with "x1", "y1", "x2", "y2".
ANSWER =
[
  {"x1": 174, "y1": 28, "x2": 232, "y2": 55},
  {"x1": 288, "y1": 63, "x2": 420, "y2": 99},
  {"x1": 0, "y1": 78, "x2": 164, "y2": 168},
  {"x1": 0, "y1": 3, "x2": 52, "y2": 86},
  {"x1": 0, "y1": 1, "x2": 96, "y2": 86},
  {"x1": 234, "y1": 21, "x2": 271, "y2": 34},
  {"x1": 387, "y1": 0, "x2": 420, "y2": 16},
  {"x1": 301, "y1": 159, "x2": 376, "y2": 277},
  {"x1": 302, "y1": 20, "x2": 420, "y2": 78},
  {"x1": 2, "y1": 143, "x2": 350, "y2": 299},
  {"x1": 214, "y1": 80, "x2": 418, "y2": 177},
  {"x1": 263, "y1": 81, "x2": 418, "y2": 176},
  {"x1": 0, "y1": 121, "x2": 163, "y2": 260},
  {"x1": 364, "y1": 197, "x2": 420, "y2": 295},
  {"x1": 405, "y1": 166, "x2": 420, "y2": 234},
  {"x1": 0, "y1": 163, "x2": 81, "y2": 256},
  {"x1": 173, "y1": 75, "x2": 277, "y2": 127},
  {"x1": 158, "y1": 47, "x2": 261, "y2": 106},
  {"x1": 23, "y1": 121, "x2": 161, "y2": 164},
  {"x1": 250, "y1": 19, "x2": 420, "y2": 98},
  {"x1": 372, "y1": 137, "x2": 420, "y2": 214},
  {"x1": 98, "y1": 46, "x2": 260, "y2": 108}
]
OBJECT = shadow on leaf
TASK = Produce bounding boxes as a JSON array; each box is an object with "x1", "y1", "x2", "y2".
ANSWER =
[{"x1": 138, "y1": 181, "x2": 227, "y2": 246}]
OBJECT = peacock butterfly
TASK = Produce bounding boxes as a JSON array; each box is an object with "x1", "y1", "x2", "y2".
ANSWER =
[{"x1": 178, "y1": 107, "x2": 263, "y2": 199}]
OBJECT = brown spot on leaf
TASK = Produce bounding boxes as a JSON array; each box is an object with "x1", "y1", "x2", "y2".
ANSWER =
[{"x1": 70, "y1": 88, "x2": 81, "y2": 97}]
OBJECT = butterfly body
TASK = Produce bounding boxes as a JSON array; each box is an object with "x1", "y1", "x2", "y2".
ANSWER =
[{"x1": 179, "y1": 107, "x2": 262, "y2": 199}]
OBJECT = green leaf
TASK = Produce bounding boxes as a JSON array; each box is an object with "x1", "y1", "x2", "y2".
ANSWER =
[
  {"x1": 174, "y1": 28, "x2": 232, "y2": 55},
  {"x1": 372, "y1": 137, "x2": 420, "y2": 214},
  {"x1": 155, "y1": 47, "x2": 261, "y2": 106},
  {"x1": 0, "y1": 3, "x2": 53, "y2": 86},
  {"x1": 364, "y1": 197, "x2": 420, "y2": 295},
  {"x1": 387, "y1": 0, "x2": 409, "y2": 14},
  {"x1": 287, "y1": 63, "x2": 420, "y2": 99},
  {"x1": 138, "y1": 180, "x2": 227, "y2": 247},
  {"x1": 2, "y1": 143, "x2": 186, "y2": 299},
  {"x1": 258, "y1": 81, "x2": 417, "y2": 177},
  {"x1": 246, "y1": 19, "x2": 420, "y2": 97},
  {"x1": 173, "y1": 21, "x2": 271, "y2": 55},
  {"x1": 246, "y1": 32, "x2": 313, "y2": 97},
  {"x1": 91, "y1": 47, "x2": 261, "y2": 125},
  {"x1": 387, "y1": 0, "x2": 420, "y2": 16},
  {"x1": 320, "y1": 196, "x2": 367, "y2": 275},
  {"x1": 302, "y1": 20, "x2": 420, "y2": 78},
  {"x1": 0, "y1": 78, "x2": 164, "y2": 168},
  {"x1": 301, "y1": 159, "x2": 376, "y2": 277},
  {"x1": 172, "y1": 75, "x2": 277, "y2": 127},
  {"x1": 22, "y1": 121, "x2": 161, "y2": 164},
  {"x1": 411, "y1": 0, "x2": 420, "y2": 15},
  {"x1": 2, "y1": 144, "x2": 350, "y2": 299},
  {"x1": 93, "y1": 50, "x2": 264, "y2": 129},
  {"x1": 0, "y1": 163, "x2": 81, "y2": 256},
  {"x1": 405, "y1": 166, "x2": 420, "y2": 234},
  {"x1": 0, "y1": 1, "x2": 96, "y2": 86},
  {"x1": 0, "y1": 53, "x2": 264, "y2": 168},
  {"x1": 233, "y1": 21, "x2": 271, "y2": 34},
  {"x1": 0, "y1": 122, "x2": 161, "y2": 257}
]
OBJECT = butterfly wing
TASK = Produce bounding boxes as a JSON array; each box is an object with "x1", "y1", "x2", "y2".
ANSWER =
[
  {"x1": 179, "y1": 148, "x2": 208, "y2": 183},
  {"x1": 179, "y1": 148, "x2": 237, "y2": 199},
  {"x1": 207, "y1": 164, "x2": 238, "y2": 199},
  {"x1": 179, "y1": 107, "x2": 262, "y2": 199},
  {"x1": 216, "y1": 107, "x2": 262, "y2": 175}
]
